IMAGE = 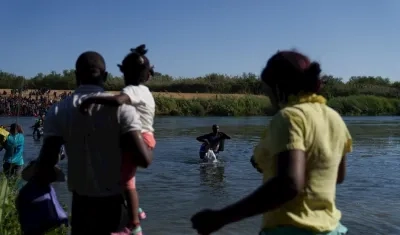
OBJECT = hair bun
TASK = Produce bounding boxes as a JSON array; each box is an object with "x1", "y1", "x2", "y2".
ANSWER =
[
  {"x1": 131, "y1": 44, "x2": 148, "y2": 56},
  {"x1": 304, "y1": 62, "x2": 321, "y2": 78}
]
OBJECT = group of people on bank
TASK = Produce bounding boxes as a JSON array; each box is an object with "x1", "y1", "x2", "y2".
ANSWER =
[
  {"x1": 0, "y1": 93, "x2": 70, "y2": 117},
  {"x1": 5, "y1": 46, "x2": 351, "y2": 235}
]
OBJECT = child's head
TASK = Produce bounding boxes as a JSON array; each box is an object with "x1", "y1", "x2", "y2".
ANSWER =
[
  {"x1": 260, "y1": 50, "x2": 322, "y2": 108},
  {"x1": 118, "y1": 44, "x2": 155, "y2": 86}
]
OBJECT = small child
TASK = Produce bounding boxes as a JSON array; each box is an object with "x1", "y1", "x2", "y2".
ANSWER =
[{"x1": 80, "y1": 44, "x2": 155, "y2": 235}]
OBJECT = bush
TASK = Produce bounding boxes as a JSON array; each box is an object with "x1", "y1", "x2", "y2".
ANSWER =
[
  {"x1": 328, "y1": 95, "x2": 400, "y2": 116},
  {"x1": 154, "y1": 95, "x2": 272, "y2": 116},
  {"x1": 0, "y1": 175, "x2": 67, "y2": 235},
  {"x1": 153, "y1": 95, "x2": 400, "y2": 116},
  {"x1": 1, "y1": 70, "x2": 400, "y2": 99}
]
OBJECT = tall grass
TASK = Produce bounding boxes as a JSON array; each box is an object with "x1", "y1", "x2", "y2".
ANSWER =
[
  {"x1": 153, "y1": 95, "x2": 400, "y2": 116},
  {"x1": 0, "y1": 175, "x2": 67, "y2": 235},
  {"x1": 327, "y1": 95, "x2": 400, "y2": 116},
  {"x1": 2, "y1": 70, "x2": 400, "y2": 99},
  {"x1": 154, "y1": 95, "x2": 273, "y2": 116}
]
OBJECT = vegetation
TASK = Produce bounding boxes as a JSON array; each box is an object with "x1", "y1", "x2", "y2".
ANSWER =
[
  {"x1": 153, "y1": 95, "x2": 400, "y2": 116},
  {"x1": 1, "y1": 69, "x2": 400, "y2": 116},
  {"x1": 0, "y1": 175, "x2": 67, "y2": 235}
]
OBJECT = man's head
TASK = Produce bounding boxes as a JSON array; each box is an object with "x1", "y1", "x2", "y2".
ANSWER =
[
  {"x1": 75, "y1": 51, "x2": 108, "y2": 87},
  {"x1": 212, "y1": 124, "x2": 219, "y2": 134}
]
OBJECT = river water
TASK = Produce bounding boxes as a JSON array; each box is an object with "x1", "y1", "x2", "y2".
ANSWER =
[{"x1": 1, "y1": 116, "x2": 400, "y2": 235}]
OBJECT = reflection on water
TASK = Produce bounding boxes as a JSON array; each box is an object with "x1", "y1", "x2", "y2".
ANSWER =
[
  {"x1": 2, "y1": 116, "x2": 400, "y2": 235},
  {"x1": 199, "y1": 164, "x2": 225, "y2": 190}
]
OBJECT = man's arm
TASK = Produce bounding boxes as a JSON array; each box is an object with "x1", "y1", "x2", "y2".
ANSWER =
[
  {"x1": 220, "y1": 132, "x2": 231, "y2": 139},
  {"x1": 37, "y1": 136, "x2": 64, "y2": 168},
  {"x1": 35, "y1": 104, "x2": 64, "y2": 182},
  {"x1": 119, "y1": 104, "x2": 152, "y2": 168},
  {"x1": 196, "y1": 134, "x2": 211, "y2": 143}
]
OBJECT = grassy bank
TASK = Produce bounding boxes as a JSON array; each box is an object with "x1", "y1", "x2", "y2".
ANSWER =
[
  {"x1": 1, "y1": 87, "x2": 398, "y2": 116},
  {"x1": 1, "y1": 70, "x2": 400, "y2": 98},
  {"x1": 154, "y1": 94, "x2": 400, "y2": 116},
  {"x1": 327, "y1": 95, "x2": 400, "y2": 116},
  {"x1": 154, "y1": 94, "x2": 272, "y2": 116},
  {"x1": 0, "y1": 176, "x2": 68, "y2": 235}
]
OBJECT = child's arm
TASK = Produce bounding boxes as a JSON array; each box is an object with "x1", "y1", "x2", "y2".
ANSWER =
[
  {"x1": 85, "y1": 94, "x2": 131, "y2": 106},
  {"x1": 80, "y1": 94, "x2": 131, "y2": 114}
]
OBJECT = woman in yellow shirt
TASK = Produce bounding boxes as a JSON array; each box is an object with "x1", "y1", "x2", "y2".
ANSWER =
[{"x1": 191, "y1": 50, "x2": 352, "y2": 235}]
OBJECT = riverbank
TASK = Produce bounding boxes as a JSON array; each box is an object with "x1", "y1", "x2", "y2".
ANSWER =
[
  {"x1": 1, "y1": 89, "x2": 399, "y2": 116},
  {"x1": 0, "y1": 176, "x2": 68, "y2": 235},
  {"x1": 155, "y1": 94, "x2": 400, "y2": 116}
]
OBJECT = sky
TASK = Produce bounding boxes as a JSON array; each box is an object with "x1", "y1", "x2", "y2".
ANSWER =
[{"x1": 1, "y1": 0, "x2": 400, "y2": 81}]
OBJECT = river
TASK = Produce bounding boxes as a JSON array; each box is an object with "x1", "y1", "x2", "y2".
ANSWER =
[{"x1": 1, "y1": 116, "x2": 400, "y2": 235}]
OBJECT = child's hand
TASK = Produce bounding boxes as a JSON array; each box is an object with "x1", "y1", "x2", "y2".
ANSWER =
[{"x1": 79, "y1": 98, "x2": 95, "y2": 115}]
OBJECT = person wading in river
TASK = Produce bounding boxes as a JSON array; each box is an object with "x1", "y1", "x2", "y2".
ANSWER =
[
  {"x1": 33, "y1": 51, "x2": 153, "y2": 234},
  {"x1": 196, "y1": 124, "x2": 231, "y2": 159},
  {"x1": 191, "y1": 50, "x2": 352, "y2": 235},
  {"x1": 2, "y1": 123, "x2": 24, "y2": 178}
]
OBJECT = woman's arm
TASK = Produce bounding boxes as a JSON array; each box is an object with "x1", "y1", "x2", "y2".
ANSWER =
[
  {"x1": 338, "y1": 127, "x2": 352, "y2": 184},
  {"x1": 3, "y1": 136, "x2": 12, "y2": 151},
  {"x1": 219, "y1": 150, "x2": 306, "y2": 224},
  {"x1": 218, "y1": 109, "x2": 307, "y2": 224},
  {"x1": 337, "y1": 155, "x2": 346, "y2": 184}
]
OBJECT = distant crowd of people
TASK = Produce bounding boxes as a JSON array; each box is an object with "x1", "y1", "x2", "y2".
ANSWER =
[{"x1": 0, "y1": 89, "x2": 72, "y2": 116}]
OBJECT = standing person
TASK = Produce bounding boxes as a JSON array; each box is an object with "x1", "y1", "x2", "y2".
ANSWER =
[
  {"x1": 196, "y1": 124, "x2": 231, "y2": 159},
  {"x1": 2, "y1": 123, "x2": 25, "y2": 178},
  {"x1": 31, "y1": 114, "x2": 44, "y2": 137},
  {"x1": 33, "y1": 51, "x2": 153, "y2": 235},
  {"x1": 79, "y1": 44, "x2": 156, "y2": 235},
  {"x1": 191, "y1": 50, "x2": 352, "y2": 235}
]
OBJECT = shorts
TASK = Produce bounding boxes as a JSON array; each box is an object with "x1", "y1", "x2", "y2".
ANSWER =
[
  {"x1": 121, "y1": 132, "x2": 156, "y2": 190},
  {"x1": 71, "y1": 192, "x2": 128, "y2": 235}
]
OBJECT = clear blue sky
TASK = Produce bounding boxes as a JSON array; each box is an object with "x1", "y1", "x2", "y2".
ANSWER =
[{"x1": 1, "y1": 0, "x2": 400, "y2": 80}]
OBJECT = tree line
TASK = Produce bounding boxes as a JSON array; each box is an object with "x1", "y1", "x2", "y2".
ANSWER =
[{"x1": 1, "y1": 70, "x2": 400, "y2": 98}]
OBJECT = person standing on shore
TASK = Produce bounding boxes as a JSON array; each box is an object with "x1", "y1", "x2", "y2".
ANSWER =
[
  {"x1": 191, "y1": 50, "x2": 352, "y2": 235},
  {"x1": 79, "y1": 44, "x2": 156, "y2": 235},
  {"x1": 33, "y1": 51, "x2": 153, "y2": 234}
]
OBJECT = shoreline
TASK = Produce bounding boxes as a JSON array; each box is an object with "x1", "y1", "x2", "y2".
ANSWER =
[{"x1": 0, "y1": 89, "x2": 399, "y2": 116}]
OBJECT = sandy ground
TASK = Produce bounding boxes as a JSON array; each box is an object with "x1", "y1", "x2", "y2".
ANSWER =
[{"x1": 0, "y1": 89, "x2": 263, "y2": 99}]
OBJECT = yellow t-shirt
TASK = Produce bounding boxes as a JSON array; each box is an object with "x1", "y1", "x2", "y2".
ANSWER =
[{"x1": 254, "y1": 102, "x2": 352, "y2": 232}]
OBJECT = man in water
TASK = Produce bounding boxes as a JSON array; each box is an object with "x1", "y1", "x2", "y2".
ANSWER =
[
  {"x1": 31, "y1": 114, "x2": 45, "y2": 137},
  {"x1": 33, "y1": 51, "x2": 152, "y2": 234},
  {"x1": 196, "y1": 124, "x2": 231, "y2": 159}
]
